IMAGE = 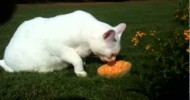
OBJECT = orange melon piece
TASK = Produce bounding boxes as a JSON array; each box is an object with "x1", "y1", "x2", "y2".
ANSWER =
[{"x1": 97, "y1": 60, "x2": 132, "y2": 78}]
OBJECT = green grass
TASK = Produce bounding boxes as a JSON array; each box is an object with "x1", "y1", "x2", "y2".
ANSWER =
[{"x1": 0, "y1": 1, "x2": 178, "y2": 99}]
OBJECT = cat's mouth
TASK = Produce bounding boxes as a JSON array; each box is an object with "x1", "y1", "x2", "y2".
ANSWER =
[
  {"x1": 100, "y1": 56, "x2": 116, "y2": 62},
  {"x1": 93, "y1": 52, "x2": 117, "y2": 62}
]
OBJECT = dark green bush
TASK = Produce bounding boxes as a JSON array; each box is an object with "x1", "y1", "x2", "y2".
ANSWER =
[
  {"x1": 174, "y1": 0, "x2": 189, "y2": 25},
  {"x1": 128, "y1": 0, "x2": 189, "y2": 99}
]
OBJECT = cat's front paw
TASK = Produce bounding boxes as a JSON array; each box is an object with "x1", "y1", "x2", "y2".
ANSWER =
[{"x1": 75, "y1": 71, "x2": 87, "y2": 77}]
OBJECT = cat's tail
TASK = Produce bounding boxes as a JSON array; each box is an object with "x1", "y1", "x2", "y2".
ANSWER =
[{"x1": 0, "y1": 60, "x2": 14, "y2": 72}]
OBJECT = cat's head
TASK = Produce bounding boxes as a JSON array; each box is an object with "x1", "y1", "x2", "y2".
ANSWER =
[{"x1": 89, "y1": 23, "x2": 126, "y2": 62}]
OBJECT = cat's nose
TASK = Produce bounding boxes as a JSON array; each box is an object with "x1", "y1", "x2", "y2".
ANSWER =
[
  {"x1": 112, "y1": 53, "x2": 117, "y2": 57},
  {"x1": 111, "y1": 56, "x2": 116, "y2": 61}
]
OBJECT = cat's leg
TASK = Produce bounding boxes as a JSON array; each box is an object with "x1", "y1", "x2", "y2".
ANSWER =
[
  {"x1": 0, "y1": 60, "x2": 14, "y2": 72},
  {"x1": 61, "y1": 47, "x2": 87, "y2": 77}
]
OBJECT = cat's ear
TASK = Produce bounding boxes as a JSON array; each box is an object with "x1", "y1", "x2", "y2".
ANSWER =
[
  {"x1": 115, "y1": 23, "x2": 126, "y2": 37},
  {"x1": 103, "y1": 30, "x2": 115, "y2": 41}
]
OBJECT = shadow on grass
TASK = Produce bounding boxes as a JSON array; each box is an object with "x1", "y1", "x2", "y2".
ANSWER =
[
  {"x1": 0, "y1": 66, "x2": 4, "y2": 73},
  {"x1": 124, "y1": 69, "x2": 189, "y2": 100}
]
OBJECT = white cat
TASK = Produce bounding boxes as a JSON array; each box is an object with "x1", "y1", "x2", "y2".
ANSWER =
[{"x1": 0, "y1": 10, "x2": 126, "y2": 77}]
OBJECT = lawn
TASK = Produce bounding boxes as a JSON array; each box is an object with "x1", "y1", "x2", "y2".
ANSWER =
[{"x1": 0, "y1": 0, "x2": 185, "y2": 100}]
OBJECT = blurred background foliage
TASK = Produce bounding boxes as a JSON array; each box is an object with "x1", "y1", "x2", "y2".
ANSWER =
[
  {"x1": 16, "y1": 0, "x2": 128, "y2": 3},
  {"x1": 14, "y1": 0, "x2": 176, "y2": 3}
]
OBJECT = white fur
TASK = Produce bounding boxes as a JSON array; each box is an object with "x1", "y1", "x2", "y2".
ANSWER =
[{"x1": 0, "y1": 10, "x2": 126, "y2": 77}]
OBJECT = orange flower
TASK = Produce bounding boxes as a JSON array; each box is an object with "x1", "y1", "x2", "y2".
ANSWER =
[
  {"x1": 136, "y1": 31, "x2": 146, "y2": 37},
  {"x1": 186, "y1": 47, "x2": 190, "y2": 53},
  {"x1": 132, "y1": 31, "x2": 146, "y2": 46},
  {"x1": 181, "y1": 15, "x2": 188, "y2": 20},
  {"x1": 132, "y1": 37, "x2": 139, "y2": 45},
  {"x1": 145, "y1": 44, "x2": 151, "y2": 50},
  {"x1": 184, "y1": 29, "x2": 190, "y2": 41}
]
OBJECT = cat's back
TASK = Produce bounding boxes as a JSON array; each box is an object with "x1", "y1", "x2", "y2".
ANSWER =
[
  {"x1": 71, "y1": 10, "x2": 95, "y2": 19},
  {"x1": 11, "y1": 10, "x2": 98, "y2": 42},
  {"x1": 15, "y1": 17, "x2": 47, "y2": 35},
  {"x1": 16, "y1": 10, "x2": 96, "y2": 33},
  {"x1": 20, "y1": 17, "x2": 47, "y2": 28},
  {"x1": 50, "y1": 10, "x2": 96, "y2": 24}
]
